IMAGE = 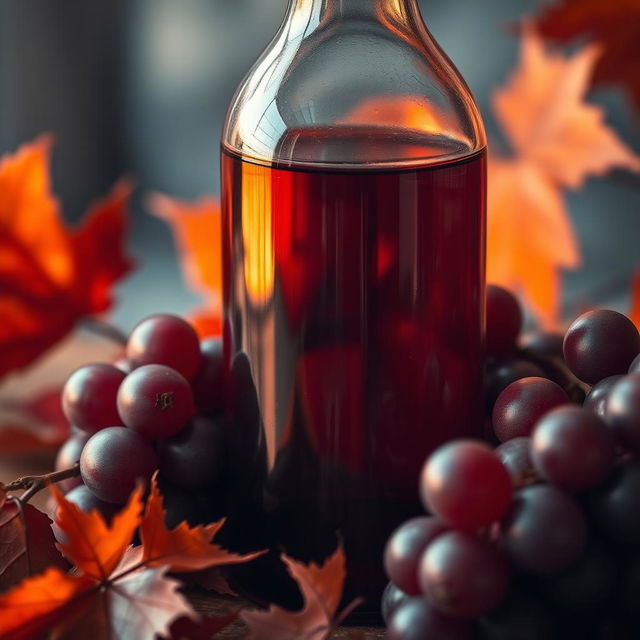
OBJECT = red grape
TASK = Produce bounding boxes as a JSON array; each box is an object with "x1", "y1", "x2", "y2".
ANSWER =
[
  {"x1": 485, "y1": 360, "x2": 546, "y2": 411},
  {"x1": 190, "y1": 338, "x2": 224, "y2": 411},
  {"x1": 501, "y1": 484, "x2": 587, "y2": 574},
  {"x1": 621, "y1": 553, "x2": 640, "y2": 616},
  {"x1": 494, "y1": 438, "x2": 535, "y2": 488},
  {"x1": 157, "y1": 415, "x2": 225, "y2": 489},
  {"x1": 80, "y1": 426, "x2": 158, "y2": 504},
  {"x1": 55, "y1": 435, "x2": 89, "y2": 492},
  {"x1": 62, "y1": 363, "x2": 125, "y2": 433},
  {"x1": 387, "y1": 597, "x2": 473, "y2": 640},
  {"x1": 531, "y1": 406, "x2": 615, "y2": 491},
  {"x1": 126, "y1": 314, "x2": 202, "y2": 379},
  {"x1": 117, "y1": 364, "x2": 194, "y2": 440},
  {"x1": 589, "y1": 460, "x2": 640, "y2": 542},
  {"x1": 492, "y1": 377, "x2": 568, "y2": 442},
  {"x1": 604, "y1": 374, "x2": 640, "y2": 451},
  {"x1": 486, "y1": 285, "x2": 523, "y2": 357},
  {"x1": 629, "y1": 352, "x2": 640, "y2": 374},
  {"x1": 584, "y1": 375, "x2": 624, "y2": 419},
  {"x1": 520, "y1": 332, "x2": 565, "y2": 359},
  {"x1": 419, "y1": 531, "x2": 509, "y2": 618},
  {"x1": 563, "y1": 309, "x2": 640, "y2": 384},
  {"x1": 384, "y1": 516, "x2": 448, "y2": 595},
  {"x1": 381, "y1": 582, "x2": 410, "y2": 625},
  {"x1": 420, "y1": 440, "x2": 512, "y2": 530}
]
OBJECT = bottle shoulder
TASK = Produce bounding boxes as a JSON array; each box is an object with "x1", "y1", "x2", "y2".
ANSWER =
[{"x1": 222, "y1": 15, "x2": 486, "y2": 170}]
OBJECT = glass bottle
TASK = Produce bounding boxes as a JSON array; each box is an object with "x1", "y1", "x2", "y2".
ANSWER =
[{"x1": 220, "y1": 0, "x2": 486, "y2": 618}]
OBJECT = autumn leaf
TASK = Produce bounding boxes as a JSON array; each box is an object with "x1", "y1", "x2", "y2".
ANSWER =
[
  {"x1": 488, "y1": 29, "x2": 640, "y2": 326},
  {"x1": 169, "y1": 612, "x2": 240, "y2": 640},
  {"x1": 140, "y1": 473, "x2": 264, "y2": 572},
  {"x1": 149, "y1": 194, "x2": 222, "y2": 338},
  {"x1": 0, "y1": 137, "x2": 134, "y2": 378},
  {"x1": 0, "y1": 500, "x2": 68, "y2": 591},
  {"x1": 532, "y1": 0, "x2": 640, "y2": 113},
  {"x1": 241, "y1": 545, "x2": 360, "y2": 640},
  {"x1": 0, "y1": 476, "x2": 257, "y2": 639}
]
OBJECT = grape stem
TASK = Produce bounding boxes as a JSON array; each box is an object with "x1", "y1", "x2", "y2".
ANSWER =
[
  {"x1": 3, "y1": 463, "x2": 80, "y2": 504},
  {"x1": 80, "y1": 318, "x2": 127, "y2": 346}
]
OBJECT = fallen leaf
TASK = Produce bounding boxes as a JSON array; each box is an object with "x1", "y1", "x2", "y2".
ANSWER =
[
  {"x1": 0, "y1": 137, "x2": 134, "y2": 378},
  {"x1": 0, "y1": 475, "x2": 261, "y2": 639},
  {"x1": 488, "y1": 29, "x2": 640, "y2": 326},
  {"x1": 241, "y1": 545, "x2": 358, "y2": 640},
  {"x1": 51, "y1": 483, "x2": 144, "y2": 580},
  {"x1": 532, "y1": 0, "x2": 640, "y2": 113},
  {"x1": 141, "y1": 473, "x2": 264, "y2": 572},
  {"x1": 148, "y1": 194, "x2": 222, "y2": 337},
  {"x1": 0, "y1": 500, "x2": 68, "y2": 591}
]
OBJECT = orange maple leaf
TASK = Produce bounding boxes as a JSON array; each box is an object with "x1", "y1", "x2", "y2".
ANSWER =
[
  {"x1": 240, "y1": 545, "x2": 361, "y2": 640},
  {"x1": 533, "y1": 0, "x2": 640, "y2": 113},
  {"x1": 0, "y1": 476, "x2": 257, "y2": 640},
  {"x1": 0, "y1": 137, "x2": 134, "y2": 379},
  {"x1": 149, "y1": 194, "x2": 222, "y2": 338},
  {"x1": 628, "y1": 271, "x2": 640, "y2": 330},
  {"x1": 488, "y1": 29, "x2": 640, "y2": 327}
]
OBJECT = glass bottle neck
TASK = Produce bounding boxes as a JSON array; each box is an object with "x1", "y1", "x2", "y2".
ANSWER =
[{"x1": 287, "y1": 0, "x2": 423, "y2": 24}]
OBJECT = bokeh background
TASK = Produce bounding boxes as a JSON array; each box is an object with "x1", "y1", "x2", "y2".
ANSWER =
[{"x1": 0, "y1": 0, "x2": 638, "y2": 331}]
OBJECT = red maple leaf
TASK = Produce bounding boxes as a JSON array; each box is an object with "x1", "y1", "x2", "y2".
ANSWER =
[
  {"x1": 0, "y1": 137, "x2": 134, "y2": 379},
  {"x1": 532, "y1": 0, "x2": 640, "y2": 113},
  {"x1": 0, "y1": 475, "x2": 260, "y2": 639},
  {"x1": 241, "y1": 545, "x2": 361, "y2": 640}
]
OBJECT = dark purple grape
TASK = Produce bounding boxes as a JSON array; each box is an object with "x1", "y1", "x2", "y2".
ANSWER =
[
  {"x1": 126, "y1": 314, "x2": 202, "y2": 379},
  {"x1": 157, "y1": 415, "x2": 225, "y2": 489},
  {"x1": 563, "y1": 309, "x2": 640, "y2": 384},
  {"x1": 485, "y1": 361, "x2": 546, "y2": 412},
  {"x1": 191, "y1": 338, "x2": 224, "y2": 412},
  {"x1": 494, "y1": 438, "x2": 536, "y2": 488},
  {"x1": 589, "y1": 460, "x2": 640, "y2": 542},
  {"x1": 501, "y1": 484, "x2": 587, "y2": 574},
  {"x1": 80, "y1": 426, "x2": 158, "y2": 504},
  {"x1": 387, "y1": 596, "x2": 473, "y2": 640},
  {"x1": 420, "y1": 440, "x2": 512, "y2": 530},
  {"x1": 62, "y1": 363, "x2": 125, "y2": 433},
  {"x1": 531, "y1": 406, "x2": 615, "y2": 491},
  {"x1": 585, "y1": 375, "x2": 624, "y2": 419},
  {"x1": 61, "y1": 485, "x2": 120, "y2": 524},
  {"x1": 117, "y1": 364, "x2": 194, "y2": 440},
  {"x1": 604, "y1": 374, "x2": 640, "y2": 451},
  {"x1": 156, "y1": 475, "x2": 222, "y2": 529},
  {"x1": 477, "y1": 590, "x2": 552, "y2": 640},
  {"x1": 486, "y1": 285, "x2": 523, "y2": 358},
  {"x1": 384, "y1": 516, "x2": 448, "y2": 595},
  {"x1": 55, "y1": 434, "x2": 89, "y2": 492},
  {"x1": 492, "y1": 377, "x2": 568, "y2": 442},
  {"x1": 542, "y1": 543, "x2": 614, "y2": 613},
  {"x1": 520, "y1": 332, "x2": 565, "y2": 359},
  {"x1": 419, "y1": 531, "x2": 509, "y2": 618},
  {"x1": 381, "y1": 582, "x2": 410, "y2": 625}
]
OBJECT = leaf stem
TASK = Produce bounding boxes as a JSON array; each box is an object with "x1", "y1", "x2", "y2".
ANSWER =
[{"x1": 4, "y1": 463, "x2": 80, "y2": 504}]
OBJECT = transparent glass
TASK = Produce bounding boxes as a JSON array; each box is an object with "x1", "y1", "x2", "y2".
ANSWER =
[{"x1": 220, "y1": 0, "x2": 486, "y2": 619}]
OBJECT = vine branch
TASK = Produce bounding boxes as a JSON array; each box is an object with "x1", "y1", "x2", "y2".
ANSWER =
[{"x1": 3, "y1": 463, "x2": 80, "y2": 504}]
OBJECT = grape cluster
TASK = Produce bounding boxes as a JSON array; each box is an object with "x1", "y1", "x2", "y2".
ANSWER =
[
  {"x1": 54, "y1": 314, "x2": 226, "y2": 527},
  {"x1": 384, "y1": 287, "x2": 640, "y2": 639}
]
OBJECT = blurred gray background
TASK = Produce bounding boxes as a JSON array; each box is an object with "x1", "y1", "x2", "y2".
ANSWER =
[{"x1": 0, "y1": 0, "x2": 638, "y2": 330}]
